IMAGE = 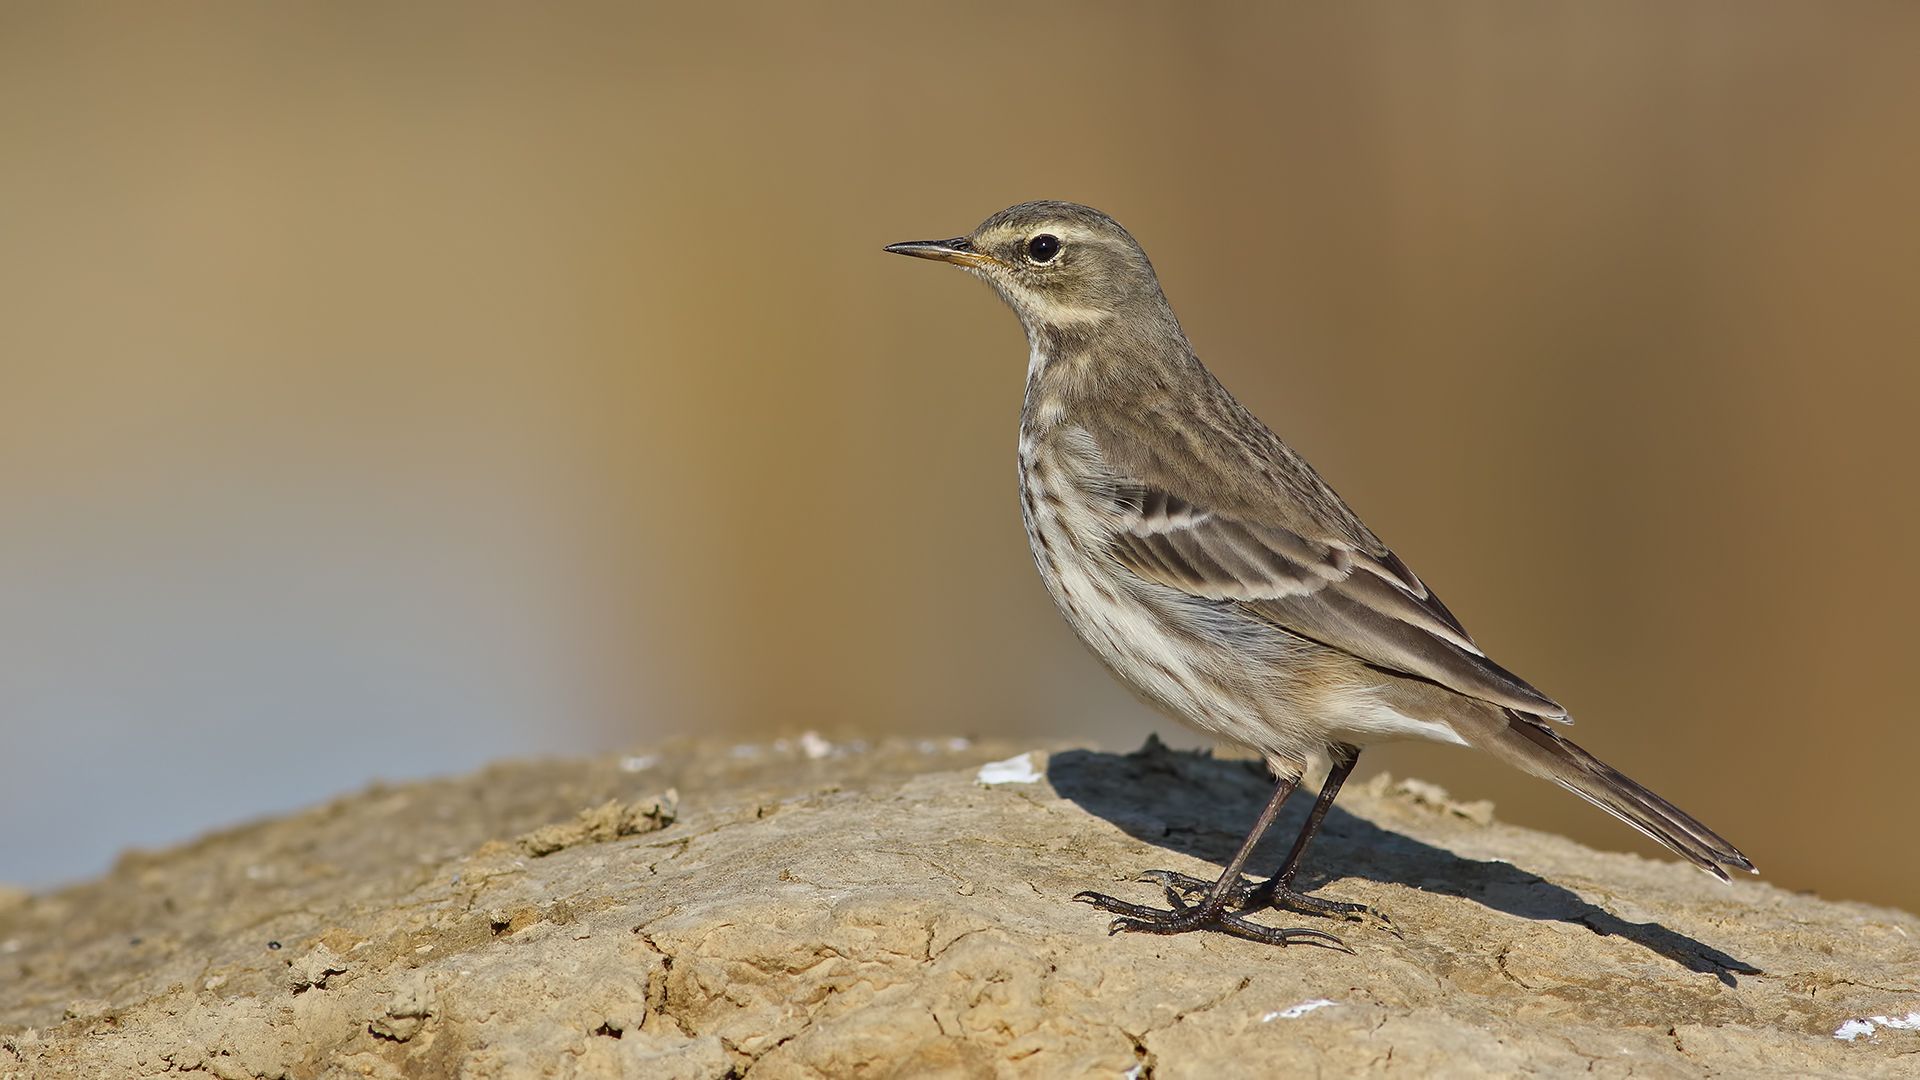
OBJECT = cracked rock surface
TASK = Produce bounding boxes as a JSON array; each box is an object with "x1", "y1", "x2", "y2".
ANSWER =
[{"x1": 2, "y1": 737, "x2": 1916, "y2": 1078}]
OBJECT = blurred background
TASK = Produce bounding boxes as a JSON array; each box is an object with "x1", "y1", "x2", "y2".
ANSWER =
[{"x1": 2, "y1": 3, "x2": 1915, "y2": 913}]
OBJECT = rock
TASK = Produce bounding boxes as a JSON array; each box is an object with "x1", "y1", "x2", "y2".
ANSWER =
[
  {"x1": 367, "y1": 970, "x2": 432, "y2": 1043},
  {"x1": 284, "y1": 944, "x2": 348, "y2": 993},
  {"x1": 514, "y1": 792, "x2": 680, "y2": 858},
  {"x1": 1, "y1": 735, "x2": 1915, "y2": 1078}
]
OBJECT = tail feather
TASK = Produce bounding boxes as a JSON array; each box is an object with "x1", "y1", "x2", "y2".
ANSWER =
[{"x1": 1479, "y1": 713, "x2": 1754, "y2": 881}]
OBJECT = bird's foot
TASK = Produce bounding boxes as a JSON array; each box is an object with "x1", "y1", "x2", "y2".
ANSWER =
[
  {"x1": 1072, "y1": 887, "x2": 1354, "y2": 951},
  {"x1": 1140, "y1": 870, "x2": 1401, "y2": 939},
  {"x1": 1264, "y1": 886, "x2": 1401, "y2": 938},
  {"x1": 1138, "y1": 869, "x2": 1260, "y2": 907}
]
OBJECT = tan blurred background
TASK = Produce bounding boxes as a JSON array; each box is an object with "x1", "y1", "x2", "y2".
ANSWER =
[{"x1": 1, "y1": 3, "x2": 1915, "y2": 912}]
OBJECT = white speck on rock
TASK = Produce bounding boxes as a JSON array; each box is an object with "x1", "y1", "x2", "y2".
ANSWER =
[
  {"x1": 619, "y1": 755, "x2": 659, "y2": 773},
  {"x1": 1834, "y1": 1011, "x2": 1920, "y2": 1041},
  {"x1": 976, "y1": 753, "x2": 1042, "y2": 785},
  {"x1": 1264, "y1": 998, "x2": 1338, "y2": 1021},
  {"x1": 799, "y1": 731, "x2": 833, "y2": 760},
  {"x1": 1835, "y1": 1019, "x2": 1876, "y2": 1041}
]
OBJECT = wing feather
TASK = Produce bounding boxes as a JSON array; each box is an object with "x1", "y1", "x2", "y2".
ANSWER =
[{"x1": 1106, "y1": 486, "x2": 1564, "y2": 718}]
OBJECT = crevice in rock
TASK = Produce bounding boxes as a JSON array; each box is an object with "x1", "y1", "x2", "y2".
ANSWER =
[
  {"x1": 1171, "y1": 975, "x2": 1253, "y2": 1024},
  {"x1": 1494, "y1": 948, "x2": 1534, "y2": 990},
  {"x1": 1124, "y1": 1029, "x2": 1155, "y2": 1079},
  {"x1": 928, "y1": 926, "x2": 991, "y2": 961}
]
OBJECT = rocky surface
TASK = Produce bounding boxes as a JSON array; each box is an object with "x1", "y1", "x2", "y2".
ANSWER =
[{"x1": 2, "y1": 735, "x2": 1916, "y2": 1078}]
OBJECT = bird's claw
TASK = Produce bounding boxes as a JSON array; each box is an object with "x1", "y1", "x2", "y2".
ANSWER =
[
  {"x1": 1073, "y1": 889, "x2": 1355, "y2": 952},
  {"x1": 1105, "y1": 870, "x2": 1401, "y2": 940},
  {"x1": 1264, "y1": 887, "x2": 1400, "y2": 937},
  {"x1": 1138, "y1": 869, "x2": 1260, "y2": 907}
]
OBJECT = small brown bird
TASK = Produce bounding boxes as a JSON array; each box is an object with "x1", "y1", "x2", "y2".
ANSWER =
[{"x1": 887, "y1": 201, "x2": 1753, "y2": 949}]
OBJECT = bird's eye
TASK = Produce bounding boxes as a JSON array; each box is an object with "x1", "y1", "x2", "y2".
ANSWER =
[{"x1": 1026, "y1": 234, "x2": 1062, "y2": 264}]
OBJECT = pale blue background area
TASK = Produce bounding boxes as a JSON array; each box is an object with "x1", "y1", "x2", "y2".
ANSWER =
[{"x1": 0, "y1": 470, "x2": 604, "y2": 888}]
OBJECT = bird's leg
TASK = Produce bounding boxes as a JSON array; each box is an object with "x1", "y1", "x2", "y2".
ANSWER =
[
  {"x1": 1151, "y1": 748, "x2": 1396, "y2": 935},
  {"x1": 1246, "y1": 748, "x2": 1395, "y2": 932},
  {"x1": 1073, "y1": 772, "x2": 1352, "y2": 950}
]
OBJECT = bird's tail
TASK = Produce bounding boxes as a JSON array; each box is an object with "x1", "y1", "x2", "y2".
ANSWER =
[{"x1": 1478, "y1": 713, "x2": 1754, "y2": 882}]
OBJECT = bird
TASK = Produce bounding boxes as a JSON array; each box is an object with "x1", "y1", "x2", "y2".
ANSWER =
[{"x1": 885, "y1": 201, "x2": 1753, "y2": 949}]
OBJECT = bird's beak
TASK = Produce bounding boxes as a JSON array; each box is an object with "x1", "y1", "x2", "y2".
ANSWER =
[{"x1": 883, "y1": 237, "x2": 994, "y2": 267}]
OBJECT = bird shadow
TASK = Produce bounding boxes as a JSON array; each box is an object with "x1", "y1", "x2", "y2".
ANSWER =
[{"x1": 1045, "y1": 741, "x2": 1760, "y2": 986}]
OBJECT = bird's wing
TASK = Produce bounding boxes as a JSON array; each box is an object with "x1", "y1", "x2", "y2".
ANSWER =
[{"x1": 1106, "y1": 484, "x2": 1565, "y2": 718}]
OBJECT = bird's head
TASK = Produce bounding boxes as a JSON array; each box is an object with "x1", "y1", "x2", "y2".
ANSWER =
[{"x1": 885, "y1": 202, "x2": 1166, "y2": 333}]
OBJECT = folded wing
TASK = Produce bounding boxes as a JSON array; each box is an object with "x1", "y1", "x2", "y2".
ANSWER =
[{"x1": 1106, "y1": 485, "x2": 1566, "y2": 719}]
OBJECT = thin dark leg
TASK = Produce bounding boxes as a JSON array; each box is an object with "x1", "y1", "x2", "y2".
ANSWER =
[
  {"x1": 1150, "y1": 747, "x2": 1397, "y2": 936},
  {"x1": 1252, "y1": 747, "x2": 1357, "y2": 901},
  {"x1": 1072, "y1": 772, "x2": 1353, "y2": 950},
  {"x1": 1247, "y1": 748, "x2": 1392, "y2": 929}
]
